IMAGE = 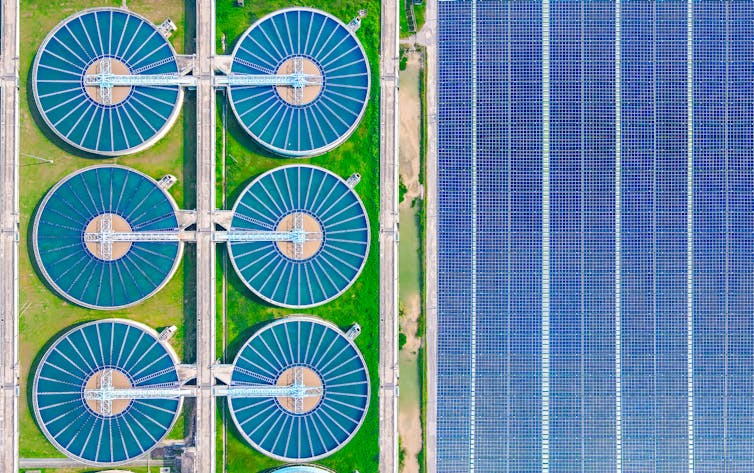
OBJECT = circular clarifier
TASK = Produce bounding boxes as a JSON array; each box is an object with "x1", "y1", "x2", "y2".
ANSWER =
[
  {"x1": 228, "y1": 8, "x2": 370, "y2": 157},
  {"x1": 33, "y1": 319, "x2": 182, "y2": 465},
  {"x1": 33, "y1": 8, "x2": 183, "y2": 155}
]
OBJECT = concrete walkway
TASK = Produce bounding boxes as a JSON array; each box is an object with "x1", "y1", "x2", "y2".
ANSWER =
[
  {"x1": 192, "y1": 1, "x2": 218, "y2": 473},
  {"x1": 0, "y1": 0, "x2": 20, "y2": 472},
  {"x1": 379, "y1": 1, "x2": 400, "y2": 472},
  {"x1": 419, "y1": 0, "x2": 439, "y2": 472}
]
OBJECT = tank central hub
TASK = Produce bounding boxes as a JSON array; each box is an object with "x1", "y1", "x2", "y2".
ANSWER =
[
  {"x1": 84, "y1": 368, "x2": 133, "y2": 416},
  {"x1": 84, "y1": 57, "x2": 132, "y2": 105},
  {"x1": 84, "y1": 213, "x2": 133, "y2": 261},
  {"x1": 276, "y1": 366, "x2": 323, "y2": 414},
  {"x1": 275, "y1": 56, "x2": 324, "y2": 106},
  {"x1": 275, "y1": 212, "x2": 323, "y2": 260}
]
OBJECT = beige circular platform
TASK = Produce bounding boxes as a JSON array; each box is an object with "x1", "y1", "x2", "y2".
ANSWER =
[
  {"x1": 275, "y1": 57, "x2": 323, "y2": 106},
  {"x1": 276, "y1": 367, "x2": 323, "y2": 414},
  {"x1": 85, "y1": 58, "x2": 132, "y2": 105},
  {"x1": 85, "y1": 213, "x2": 132, "y2": 261},
  {"x1": 85, "y1": 369, "x2": 132, "y2": 416},
  {"x1": 275, "y1": 212, "x2": 323, "y2": 260}
]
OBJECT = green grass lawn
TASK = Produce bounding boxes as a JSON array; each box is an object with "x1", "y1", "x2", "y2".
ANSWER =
[
  {"x1": 215, "y1": 1, "x2": 381, "y2": 472},
  {"x1": 18, "y1": 0, "x2": 191, "y2": 459},
  {"x1": 18, "y1": 0, "x2": 381, "y2": 470},
  {"x1": 399, "y1": 0, "x2": 426, "y2": 38},
  {"x1": 399, "y1": 0, "x2": 410, "y2": 38}
]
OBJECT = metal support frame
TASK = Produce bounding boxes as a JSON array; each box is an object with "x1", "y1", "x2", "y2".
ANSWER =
[
  {"x1": 84, "y1": 231, "x2": 182, "y2": 241},
  {"x1": 85, "y1": 61, "x2": 321, "y2": 91},
  {"x1": 84, "y1": 59, "x2": 195, "y2": 105},
  {"x1": 216, "y1": 56, "x2": 323, "y2": 106},
  {"x1": 83, "y1": 214, "x2": 182, "y2": 259},
  {"x1": 83, "y1": 368, "x2": 195, "y2": 416},
  {"x1": 84, "y1": 368, "x2": 322, "y2": 416},
  {"x1": 293, "y1": 212, "x2": 304, "y2": 259},
  {"x1": 99, "y1": 213, "x2": 112, "y2": 260},
  {"x1": 98, "y1": 58, "x2": 112, "y2": 105},
  {"x1": 217, "y1": 212, "x2": 322, "y2": 258},
  {"x1": 214, "y1": 366, "x2": 323, "y2": 415},
  {"x1": 86, "y1": 57, "x2": 325, "y2": 106},
  {"x1": 84, "y1": 213, "x2": 322, "y2": 259},
  {"x1": 216, "y1": 72, "x2": 322, "y2": 88},
  {"x1": 215, "y1": 229, "x2": 320, "y2": 244}
]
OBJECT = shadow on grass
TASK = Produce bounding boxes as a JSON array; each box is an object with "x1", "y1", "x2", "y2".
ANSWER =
[
  {"x1": 182, "y1": 244, "x2": 198, "y2": 363},
  {"x1": 181, "y1": 87, "x2": 198, "y2": 360},
  {"x1": 184, "y1": 0, "x2": 197, "y2": 55},
  {"x1": 222, "y1": 252, "x2": 282, "y2": 311},
  {"x1": 223, "y1": 169, "x2": 257, "y2": 212},
  {"x1": 178, "y1": 5, "x2": 198, "y2": 429},
  {"x1": 223, "y1": 96, "x2": 281, "y2": 161},
  {"x1": 222, "y1": 318, "x2": 275, "y2": 362},
  {"x1": 213, "y1": 13, "x2": 290, "y2": 164},
  {"x1": 215, "y1": 392, "x2": 284, "y2": 469}
]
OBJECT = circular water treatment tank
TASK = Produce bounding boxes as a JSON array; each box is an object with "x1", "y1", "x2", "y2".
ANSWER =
[
  {"x1": 271, "y1": 466, "x2": 334, "y2": 473},
  {"x1": 228, "y1": 316, "x2": 370, "y2": 462},
  {"x1": 33, "y1": 8, "x2": 183, "y2": 155},
  {"x1": 227, "y1": 165, "x2": 370, "y2": 308},
  {"x1": 33, "y1": 165, "x2": 182, "y2": 309},
  {"x1": 33, "y1": 319, "x2": 182, "y2": 465},
  {"x1": 228, "y1": 8, "x2": 370, "y2": 157}
]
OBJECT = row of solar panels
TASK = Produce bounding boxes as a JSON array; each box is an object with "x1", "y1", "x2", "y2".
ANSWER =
[{"x1": 436, "y1": 1, "x2": 754, "y2": 471}]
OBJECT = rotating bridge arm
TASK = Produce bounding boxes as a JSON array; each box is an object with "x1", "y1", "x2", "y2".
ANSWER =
[
  {"x1": 83, "y1": 367, "x2": 321, "y2": 416},
  {"x1": 84, "y1": 57, "x2": 322, "y2": 107}
]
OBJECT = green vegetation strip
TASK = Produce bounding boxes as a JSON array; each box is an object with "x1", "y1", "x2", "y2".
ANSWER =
[
  {"x1": 400, "y1": 0, "x2": 426, "y2": 38},
  {"x1": 419, "y1": 45, "x2": 428, "y2": 473},
  {"x1": 19, "y1": 0, "x2": 191, "y2": 458},
  {"x1": 215, "y1": 1, "x2": 381, "y2": 472}
]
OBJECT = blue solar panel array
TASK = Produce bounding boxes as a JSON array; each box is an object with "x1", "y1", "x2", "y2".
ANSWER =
[
  {"x1": 550, "y1": 3, "x2": 616, "y2": 470},
  {"x1": 435, "y1": 1, "x2": 754, "y2": 471},
  {"x1": 437, "y1": 2, "x2": 474, "y2": 468},
  {"x1": 693, "y1": 2, "x2": 754, "y2": 470}
]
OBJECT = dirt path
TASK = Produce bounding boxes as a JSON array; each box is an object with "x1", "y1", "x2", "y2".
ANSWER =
[
  {"x1": 398, "y1": 52, "x2": 423, "y2": 473},
  {"x1": 399, "y1": 55, "x2": 423, "y2": 208}
]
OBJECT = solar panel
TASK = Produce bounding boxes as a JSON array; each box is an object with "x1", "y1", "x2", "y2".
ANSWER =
[{"x1": 434, "y1": 1, "x2": 754, "y2": 470}]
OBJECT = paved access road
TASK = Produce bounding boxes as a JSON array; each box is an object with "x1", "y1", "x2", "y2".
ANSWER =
[
  {"x1": 193, "y1": 1, "x2": 217, "y2": 473},
  {"x1": 379, "y1": 1, "x2": 400, "y2": 472},
  {"x1": 0, "y1": 0, "x2": 20, "y2": 472}
]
